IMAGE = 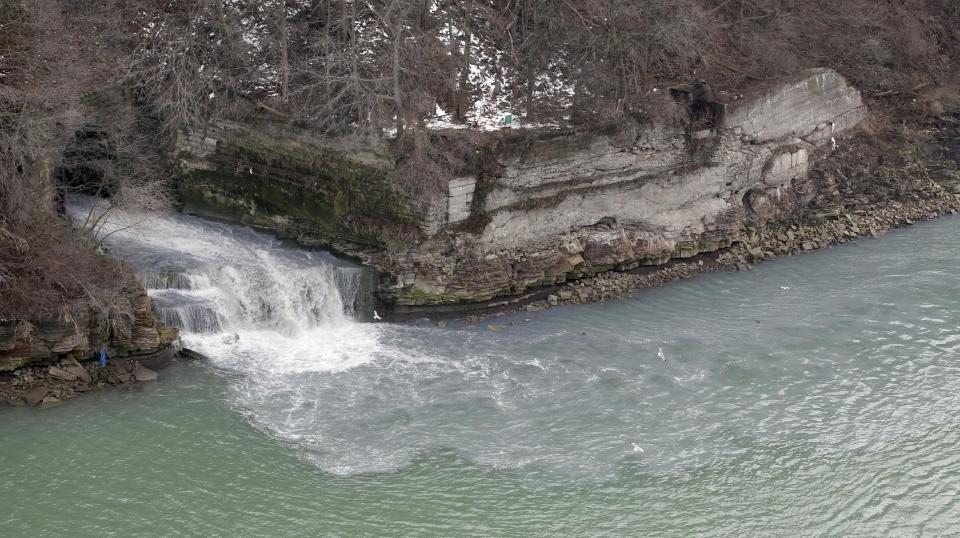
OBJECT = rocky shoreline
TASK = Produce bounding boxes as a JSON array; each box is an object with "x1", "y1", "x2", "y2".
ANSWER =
[
  {"x1": 0, "y1": 347, "x2": 179, "y2": 408},
  {"x1": 474, "y1": 180, "x2": 960, "y2": 321},
  {"x1": 6, "y1": 187, "x2": 955, "y2": 406}
]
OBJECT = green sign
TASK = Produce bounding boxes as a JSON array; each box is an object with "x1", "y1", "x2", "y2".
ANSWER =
[{"x1": 504, "y1": 113, "x2": 513, "y2": 126}]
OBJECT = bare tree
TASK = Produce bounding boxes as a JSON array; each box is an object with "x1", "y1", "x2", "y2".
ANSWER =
[
  {"x1": 453, "y1": 0, "x2": 472, "y2": 123},
  {"x1": 0, "y1": 0, "x2": 175, "y2": 320}
]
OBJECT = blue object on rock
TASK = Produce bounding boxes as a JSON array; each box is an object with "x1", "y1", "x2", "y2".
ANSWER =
[{"x1": 99, "y1": 347, "x2": 107, "y2": 368}]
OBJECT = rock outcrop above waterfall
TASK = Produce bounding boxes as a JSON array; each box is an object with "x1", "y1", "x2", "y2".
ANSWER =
[
  {"x1": 377, "y1": 69, "x2": 866, "y2": 310},
  {"x1": 173, "y1": 120, "x2": 423, "y2": 248},
  {"x1": 173, "y1": 68, "x2": 960, "y2": 317}
]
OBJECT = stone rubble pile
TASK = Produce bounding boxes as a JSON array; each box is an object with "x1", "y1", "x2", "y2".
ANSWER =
[{"x1": 0, "y1": 356, "x2": 164, "y2": 408}]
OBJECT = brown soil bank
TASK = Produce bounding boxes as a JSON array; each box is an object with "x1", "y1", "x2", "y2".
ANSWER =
[{"x1": 0, "y1": 274, "x2": 179, "y2": 372}]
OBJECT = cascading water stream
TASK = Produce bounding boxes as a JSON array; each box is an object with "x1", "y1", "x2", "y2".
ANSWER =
[
  {"x1": 9, "y1": 201, "x2": 958, "y2": 533},
  {"x1": 1, "y1": 197, "x2": 950, "y2": 536},
  {"x1": 67, "y1": 197, "x2": 960, "y2": 502},
  {"x1": 68, "y1": 198, "x2": 379, "y2": 375}
]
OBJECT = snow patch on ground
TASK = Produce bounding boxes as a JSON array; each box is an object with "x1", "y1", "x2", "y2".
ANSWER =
[{"x1": 426, "y1": 12, "x2": 572, "y2": 132}]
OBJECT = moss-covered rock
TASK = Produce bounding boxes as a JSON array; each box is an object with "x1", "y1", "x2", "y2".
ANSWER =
[{"x1": 176, "y1": 120, "x2": 424, "y2": 249}]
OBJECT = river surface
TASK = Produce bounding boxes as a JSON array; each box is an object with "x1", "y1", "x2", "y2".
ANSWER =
[{"x1": 4, "y1": 206, "x2": 960, "y2": 536}]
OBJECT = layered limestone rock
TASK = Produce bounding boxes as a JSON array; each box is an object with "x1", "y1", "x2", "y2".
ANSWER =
[
  {"x1": 172, "y1": 68, "x2": 866, "y2": 314},
  {"x1": 379, "y1": 68, "x2": 866, "y2": 310},
  {"x1": 0, "y1": 278, "x2": 178, "y2": 372}
]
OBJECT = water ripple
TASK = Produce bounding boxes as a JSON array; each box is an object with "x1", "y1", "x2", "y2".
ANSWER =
[{"x1": 6, "y1": 208, "x2": 960, "y2": 535}]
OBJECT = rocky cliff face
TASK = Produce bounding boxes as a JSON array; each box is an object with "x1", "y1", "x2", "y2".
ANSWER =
[
  {"x1": 379, "y1": 68, "x2": 865, "y2": 311},
  {"x1": 175, "y1": 68, "x2": 866, "y2": 316},
  {"x1": 0, "y1": 276, "x2": 178, "y2": 372},
  {"x1": 174, "y1": 120, "x2": 422, "y2": 250}
]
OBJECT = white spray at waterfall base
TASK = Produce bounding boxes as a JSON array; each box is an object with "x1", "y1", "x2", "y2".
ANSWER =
[{"x1": 68, "y1": 197, "x2": 381, "y2": 376}]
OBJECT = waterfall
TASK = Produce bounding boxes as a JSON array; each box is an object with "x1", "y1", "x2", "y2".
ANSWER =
[
  {"x1": 145, "y1": 262, "x2": 365, "y2": 335},
  {"x1": 68, "y1": 197, "x2": 379, "y2": 374}
]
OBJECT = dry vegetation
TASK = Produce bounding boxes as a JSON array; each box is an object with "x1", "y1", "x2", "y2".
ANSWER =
[
  {"x1": 91, "y1": 1, "x2": 959, "y2": 134},
  {"x1": 0, "y1": 1, "x2": 170, "y2": 321},
  {"x1": 1, "y1": 0, "x2": 958, "y2": 320}
]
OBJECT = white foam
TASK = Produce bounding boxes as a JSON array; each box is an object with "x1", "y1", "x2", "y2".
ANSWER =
[
  {"x1": 74, "y1": 196, "x2": 380, "y2": 376},
  {"x1": 77, "y1": 198, "x2": 649, "y2": 478},
  {"x1": 185, "y1": 323, "x2": 381, "y2": 375}
]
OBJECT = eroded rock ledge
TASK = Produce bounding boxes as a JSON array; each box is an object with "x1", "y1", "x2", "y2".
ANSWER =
[
  {"x1": 0, "y1": 272, "x2": 179, "y2": 406},
  {"x1": 509, "y1": 185, "x2": 960, "y2": 316},
  {"x1": 175, "y1": 68, "x2": 869, "y2": 316},
  {"x1": 0, "y1": 354, "x2": 172, "y2": 408},
  {"x1": 379, "y1": 68, "x2": 866, "y2": 313}
]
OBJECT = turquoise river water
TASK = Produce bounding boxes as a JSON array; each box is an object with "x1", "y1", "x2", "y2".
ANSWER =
[{"x1": 4, "y1": 208, "x2": 960, "y2": 536}]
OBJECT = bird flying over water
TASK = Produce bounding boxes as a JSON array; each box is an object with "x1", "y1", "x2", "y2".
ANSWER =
[
  {"x1": 658, "y1": 346, "x2": 666, "y2": 362},
  {"x1": 373, "y1": 310, "x2": 382, "y2": 321}
]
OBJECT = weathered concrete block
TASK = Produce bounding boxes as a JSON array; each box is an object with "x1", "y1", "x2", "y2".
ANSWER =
[
  {"x1": 447, "y1": 192, "x2": 474, "y2": 223},
  {"x1": 763, "y1": 148, "x2": 809, "y2": 186},
  {"x1": 448, "y1": 183, "x2": 476, "y2": 196},
  {"x1": 449, "y1": 176, "x2": 476, "y2": 189}
]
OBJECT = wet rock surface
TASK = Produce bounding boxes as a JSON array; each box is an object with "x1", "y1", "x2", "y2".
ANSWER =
[
  {"x1": 0, "y1": 349, "x2": 174, "y2": 408},
  {"x1": 456, "y1": 179, "x2": 960, "y2": 322}
]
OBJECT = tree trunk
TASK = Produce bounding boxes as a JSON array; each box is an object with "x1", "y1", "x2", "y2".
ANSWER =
[
  {"x1": 611, "y1": 19, "x2": 625, "y2": 111},
  {"x1": 454, "y1": 1, "x2": 472, "y2": 123},
  {"x1": 349, "y1": 0, "x2": 361, "y2": 128},
  {"x1": 525, "y1": 62, "x2": 535, "y2": 121},
  {"x1": 323, "y1": 0, "x2": 331, "y2": 99},
  {"x1": 524, "y1": 0, "x2": 538, "y2": 121},
  {"x1": 278, "y1": 0, "x2": 290, "y2": 105},
  {"x1": 393, "y1": 22, "x2": 403, "y2": 139}
]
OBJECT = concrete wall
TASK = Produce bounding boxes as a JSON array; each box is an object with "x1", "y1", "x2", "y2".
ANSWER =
[{"x1": 447, "y1": 176, "x2": 476, "y2": 224}]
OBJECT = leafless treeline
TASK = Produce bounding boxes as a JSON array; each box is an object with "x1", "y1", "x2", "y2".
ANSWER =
[
  {"x1": 1, "y1": 0, "x2": 957, "y2": 319},
  {"x1": 124, "y1": 0, "x2": 959, "y2": 135}
]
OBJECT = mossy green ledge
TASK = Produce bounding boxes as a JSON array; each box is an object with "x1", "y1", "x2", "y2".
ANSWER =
[{"x1": 175, "y1": 120, "x2": 423, "y2": 251}]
